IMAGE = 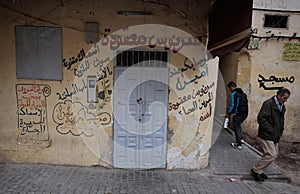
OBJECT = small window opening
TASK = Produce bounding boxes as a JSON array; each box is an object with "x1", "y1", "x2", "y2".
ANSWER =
[
  {"x1": 115, "y1": 50, "x2": 168, "y2": 67},
  {"x1": 264, "y1": 15, "x2": 288, "y2": 28}
]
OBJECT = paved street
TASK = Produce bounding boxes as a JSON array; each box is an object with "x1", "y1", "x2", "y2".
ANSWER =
[
  {"x1": 210, "y1": 127, "x2": 281, "y2": 175},
  {"x1": 0, "y1": 163, "x2": 254, "y2": 194},
  {"x1": 0, "y1": 128, "x2": 299, "y2": 193}
]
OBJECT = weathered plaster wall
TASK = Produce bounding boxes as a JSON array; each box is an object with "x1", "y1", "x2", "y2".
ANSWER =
[
  {"x1": 167, "y1": 53, "x2": 218, "y2": 169},
  {"x1": 0, "y1": 24, "x2": 103, "y2": 166},
  {"x1": 0, "y1": 0, "x2": 219, "y2": 169},
  {"x1": 218, "y1": 1, "x2": 300, "y2": 143},
  {"x1": 243, "y1": 39, "x2": 300, "y2": 142},
  {"x1": 236, "y1": 8, "x2": 300, "y2": 142},
  {"x1": 253, "y1": 0, "x2": 300, "y2": 12},
  {"x1": 219, "y1": 53, "x2": 239, "y2": 109}
]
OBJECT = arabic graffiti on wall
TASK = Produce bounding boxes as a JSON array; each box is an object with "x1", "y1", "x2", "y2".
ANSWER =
[
  {"x1": 258, "y1": 74, "x2": 295, "y2": 90},
  {"x1": 181, "y1": 91, "x2": 213, "y2": 117},
  {"x1": 170, "y1": 84, "x2": 214, "y2": 121},
  {"x1": 63, "y1": 48, "x2": 87, "y2": 70},
  {"x1": 57, "y1": 64, "x2": 112, "y2": 101},
  {"x1": 52, "y1": 100, "x2": 111, "y2": 137},
  {"x1": 74, "y1": 57, "x2": 111, "y2": 78},
  {"x1": 169, "y1": 57, "x2": 215, "y2": 125},
  {"x1": 16, "y1": 84, "x2": 51, "y2": 147},
  {"x1": 62, "y1": 46, "x2": 101, "y2": 70},
  {"x1": 62, "y1": 46, "x2": 111, "y2": 78},
  {"x1": 170, "y1": 57, "x2": 210, "y2": 78},
  {"x1": 56, "y1": 66, "x2": 113, "y2": 101},
  {"x1": 56, "y1": 79, "x2": 88, "y2": 101},
  {"x1": 171, "y1": 57, "x2": 210, "y2": 91},
  {"x1": 169, "y1": 82, "x2": 215, "y2": 111},
  {"x1": 100, "y1": 33, "x2": 201, "y2": 52}
]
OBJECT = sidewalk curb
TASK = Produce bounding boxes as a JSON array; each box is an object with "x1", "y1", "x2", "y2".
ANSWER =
[
  {"x1": 241, "y1": 174, "x2": 292, "y2": 183},
  {"x1": 224, "y1": 127, "x2": 293, "y2": 183}
]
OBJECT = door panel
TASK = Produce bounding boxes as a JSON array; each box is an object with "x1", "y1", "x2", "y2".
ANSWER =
[{"x1": 114, "y1": 67, "x2": 140, "y2": 168}]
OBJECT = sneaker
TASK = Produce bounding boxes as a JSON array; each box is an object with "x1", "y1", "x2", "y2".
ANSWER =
[
  {"x1": 231, "y1": 143, "x2": 242, "y2": 150},
  {"x1": 251, "y1": 169, "x2": 266, "y2": 181},
  {"x1": 241, "y1": 139, "x2": 245, "y2": 144}
]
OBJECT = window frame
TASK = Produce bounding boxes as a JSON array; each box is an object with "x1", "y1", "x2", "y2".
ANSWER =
[{"x1": 263, "y1": 14, "x2": 289, "y2": 29}]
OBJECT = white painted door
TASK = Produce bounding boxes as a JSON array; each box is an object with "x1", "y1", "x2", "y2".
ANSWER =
[{"x1": 114, "y1": 67, "x2": 168, "y2": 169}]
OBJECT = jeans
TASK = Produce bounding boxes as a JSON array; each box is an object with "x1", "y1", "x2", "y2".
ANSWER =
[{"x1": 233, "y1": 113, "x2": 248, "y2": 145}]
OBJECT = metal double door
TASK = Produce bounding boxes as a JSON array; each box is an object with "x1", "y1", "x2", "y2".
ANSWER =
[{"x1": 113, "y1": 67, "x2": 168, "y2": 168}]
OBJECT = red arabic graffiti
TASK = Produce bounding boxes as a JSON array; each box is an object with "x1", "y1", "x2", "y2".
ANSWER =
[{"x1": 16, "y1": 84, "x2": 51, "y2": 146}]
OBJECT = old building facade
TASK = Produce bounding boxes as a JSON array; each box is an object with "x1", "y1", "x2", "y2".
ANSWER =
[
  {"x1": 220, "y1": 0, "x2": 300, "y2": 143},
  {"x1": 0, "y1": 0, "x2": 223, "y2": 169}
]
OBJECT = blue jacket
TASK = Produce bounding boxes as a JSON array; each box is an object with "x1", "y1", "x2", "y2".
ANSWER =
[
  {"x1": 227, "y1": 88, "x2": 244, "y2": 115},
  {"x1": 228, "y1": 91, "x2": 238, "y2": 114}
]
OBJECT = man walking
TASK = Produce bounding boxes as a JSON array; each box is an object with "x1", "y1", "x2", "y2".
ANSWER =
[
  {"x1": 251, "y1": 88, "x2": 291, "y2": 181},
  {"x1": 226, "y1": 81, "x2": 248, "y2": 150}
]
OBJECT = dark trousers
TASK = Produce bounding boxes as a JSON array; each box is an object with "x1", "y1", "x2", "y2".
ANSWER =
[{"x1": 233, "y1": 114, "x2": 248, "y2": 145}]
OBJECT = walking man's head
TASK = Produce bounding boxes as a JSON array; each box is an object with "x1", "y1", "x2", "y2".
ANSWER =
[
  {"x1": 227, "y1": 81, "x2": 237, "y2": 92},
  {"x1": 276, "y1": 88, "x2": 291, "y2": 104}
]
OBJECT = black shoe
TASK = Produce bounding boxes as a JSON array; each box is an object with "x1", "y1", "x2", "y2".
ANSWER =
[
  {"x1": 251, "y1": 169, "x2": 265, "y2": 182},
  {"x1": 255, "y1": 173, "x2": 265, "y2": 182},
  {"x1": 260, "y1": 173, "x2": 268, "y2": 179},
  {"x1": 251, "y1": 169, "x2": 268, "y2": 179}
]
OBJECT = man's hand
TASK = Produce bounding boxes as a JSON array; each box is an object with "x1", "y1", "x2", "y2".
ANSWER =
[{"x1": 225, "y1": 112, "x2": 235, "y2": 117}]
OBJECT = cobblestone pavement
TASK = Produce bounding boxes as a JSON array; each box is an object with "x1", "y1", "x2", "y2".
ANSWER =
[
  {"x1": 210, "y1": 128, "x2": 281, "y2": 175},
  {"x1": 0, "y1": 162, "x2": 299, "y2": 194},
  {"x1": 0, "y1": 128, "x2": 299, "y2": 193},
  {"x1": 0, "y1": 163, "x2": 249, "y2": 194}
]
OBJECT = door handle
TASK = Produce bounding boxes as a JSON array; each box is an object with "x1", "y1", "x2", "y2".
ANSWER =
[{"x1": 137, "y1": 98, "x2": 142, "y2": 104}]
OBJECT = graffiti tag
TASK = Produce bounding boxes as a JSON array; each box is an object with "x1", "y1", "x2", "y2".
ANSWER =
[
  {"x1": 101, "y1": 33, "x2": 201, "y2": 52},
  {"x1": 52, "y1": 100, "x2": 111, "y2": 137},
  {"x1": 258, "y1": 74, "x2": 295, "y2": 90}
]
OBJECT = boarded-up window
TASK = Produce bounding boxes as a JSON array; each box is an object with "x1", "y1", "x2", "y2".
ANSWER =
[{"x1": 15, "y1": 26, "x2": 62, "y2": 80}]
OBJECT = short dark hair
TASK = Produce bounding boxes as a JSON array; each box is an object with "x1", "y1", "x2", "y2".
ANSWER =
[
  {"x1": 277, "y1": 88, "x2": 291, "y2": 96},
  {"x1": 227, "y1": 81, "x2": 237, "y2": 88}
]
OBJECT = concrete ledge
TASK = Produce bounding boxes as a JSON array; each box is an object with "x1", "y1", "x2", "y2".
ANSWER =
[{"x1": 241, "y1": 174, "x2": 292, "y2": 183}]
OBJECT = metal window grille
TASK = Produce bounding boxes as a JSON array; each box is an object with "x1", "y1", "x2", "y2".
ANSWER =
[
  {"x1": 116, "y1": 50, "x2": 168, "y2": 67},
  {"x1": 264, "y1": 15, "x2": 289, "y2": 28}
]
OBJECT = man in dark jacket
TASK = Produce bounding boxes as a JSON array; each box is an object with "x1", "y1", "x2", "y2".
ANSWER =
[
  {"x1": 226, "y1": 81, "x2": 248, "y2": 150},
  {"x1": 251, "y1": 88, "x2": 291, "y2": 182}
]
